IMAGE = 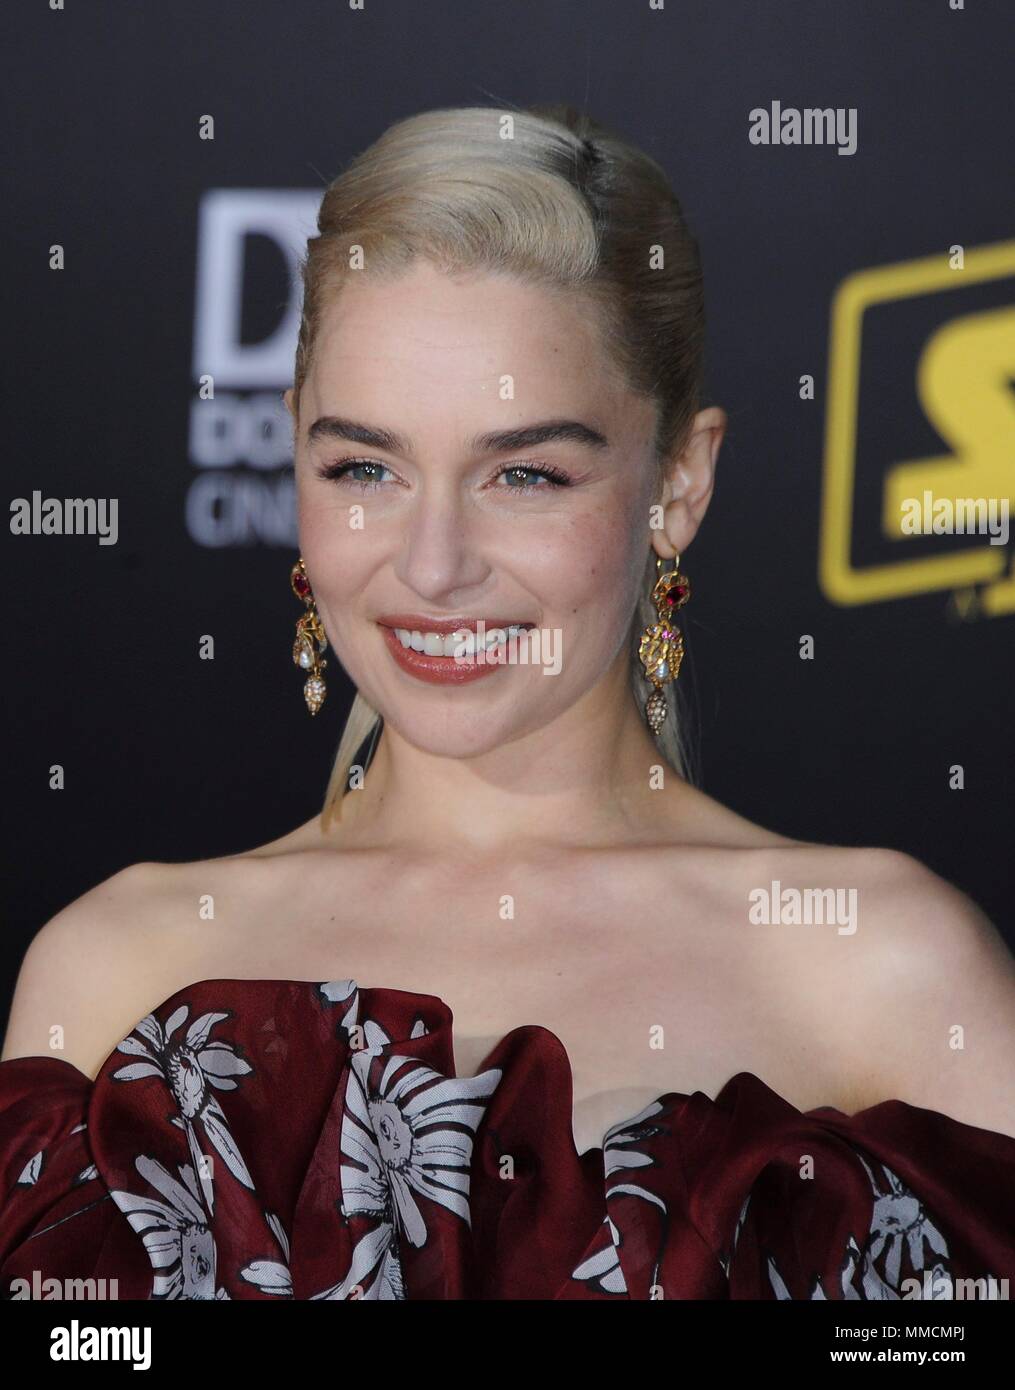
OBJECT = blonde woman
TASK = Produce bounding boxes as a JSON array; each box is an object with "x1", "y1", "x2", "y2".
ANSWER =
[{"x1": 2, "y1": 104, "x2": 1014, "y2": 1302}]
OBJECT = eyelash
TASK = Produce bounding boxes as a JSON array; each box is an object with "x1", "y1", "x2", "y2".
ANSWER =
[{"x1": 314, "y1": 457, "x2": 572, "y2": 493}]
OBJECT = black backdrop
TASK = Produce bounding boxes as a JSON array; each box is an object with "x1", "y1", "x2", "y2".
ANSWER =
[{"x1": 4, "y1": 0, "x2": 1014, "y2": 1035}]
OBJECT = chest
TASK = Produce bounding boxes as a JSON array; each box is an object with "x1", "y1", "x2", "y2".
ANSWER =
[{"x1": 206, "y1": 855, "x2": 848, "y2": 1145}]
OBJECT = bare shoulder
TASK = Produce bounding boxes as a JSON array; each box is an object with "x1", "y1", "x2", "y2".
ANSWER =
[
  {"x1": 769, "y1": 840, "x2": 1013, "y2": 965},
  {"x1": 850, "y1": 849, "x2": 1015, "y2": 1137},
  {"x1": 1, "y1": 851, "x2": 287, "y2": 1079},
  {"x1": 0, "y1": 813, "x2": 360, "y2": 1080},
  {"x1": 652, "y1": 827, "x2": 1015, "y2": 1132},
  {"x1": 752, "y1": 843, "x2": 1015, "y2": 1135},
  {"x1": 3, "y1": 862, "x2": 171, "y2": 1076}
]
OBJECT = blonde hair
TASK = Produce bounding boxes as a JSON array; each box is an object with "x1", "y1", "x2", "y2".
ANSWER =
[{"x1": 291, "y1": 102, "x2": 706, "y2": 827}]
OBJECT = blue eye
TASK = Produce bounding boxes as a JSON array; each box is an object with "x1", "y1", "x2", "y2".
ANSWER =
[
  {"x1": 497, "y1": 464, "x2": 571, "y2": 491},
  {"x1": 315, "y1": 458, "x2": 572, "y2": 493},
  {"x1": 316, "y1": 459, "x2": 392, "y2": 489}
]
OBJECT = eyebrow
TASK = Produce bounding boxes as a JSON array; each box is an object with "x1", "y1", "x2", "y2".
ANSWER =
[{"x1": 305, "y1": 415, "x2": 610, "y2": 456}]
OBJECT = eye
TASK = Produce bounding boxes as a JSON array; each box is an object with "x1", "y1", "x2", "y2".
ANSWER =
[
  {"x1": 495, "y1": 463, "x2": 571, "y2": 492},
  {"x1": 315, "y1": 458, "x2": 393, "y2": 489},
  {"x1": 314, "y1": 457, "x2": 572, "y2": 493}
]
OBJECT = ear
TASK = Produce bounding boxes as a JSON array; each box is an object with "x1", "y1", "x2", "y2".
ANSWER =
[
  {"x1": 283, "y1": 386, "x2": 297, "y2": 419},
  {"x1": 651, "y1": 406, "x2": 725, "y2": 561}
]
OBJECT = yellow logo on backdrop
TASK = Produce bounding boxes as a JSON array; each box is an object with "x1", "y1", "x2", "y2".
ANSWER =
[{"x1": 819, "y1": 240, "x2": 1015, "y2": 616}]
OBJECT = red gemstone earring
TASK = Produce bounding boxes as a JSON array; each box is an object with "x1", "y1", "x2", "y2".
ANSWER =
[
  {"x1": 290, "y1": 557, "x2": 328, "y2": 715},
  {"x1": 638, "y1": 553, "x2": 690, "y2": 734}
]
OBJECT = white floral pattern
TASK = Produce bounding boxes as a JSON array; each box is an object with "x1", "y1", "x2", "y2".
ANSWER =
[
  {"x1": 110, "y1": 1155, "x2": 230, "y2": 1300},
  {"x1": 107, "y1": 996, "x2": 260, "y2": 1298},
  {"x1": 344, "y1": 1048, "x2": 500, "y2": 1232},
  {"x1": 112, "y1": 1004, "x2": 254, "y2": 1214},
  {"x1": 6, "y1": 980, "x2": 1008, "y2": 1301},
  {"x1": 239, "y1": 1210, "x2": 294, "y2": 1296},
  {"x1": 17, "y1": 1149, "x2": 43, "y2": 1186},
  {"x1": 240, "y1": 983, "x2": 500, "y2": 1300},
  {"x1": 309, "y1": 987, "x2": 500, "y2": 1299},
  {"x1": 571, "y1": 1099, "x2": 670, "y2": 1295},
  {"x1": 766, "y1": 1152, "x2": 1001, "y2": 1300}
]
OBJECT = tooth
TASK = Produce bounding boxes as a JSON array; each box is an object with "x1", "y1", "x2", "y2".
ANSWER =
[{"x1": 390, "y1": 623, "x2": 533, "y2": 657}]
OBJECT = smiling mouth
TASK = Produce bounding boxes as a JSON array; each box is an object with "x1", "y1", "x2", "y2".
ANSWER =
[{"x1": 387, "y1": 622, "x2": 535, "y2": 658}]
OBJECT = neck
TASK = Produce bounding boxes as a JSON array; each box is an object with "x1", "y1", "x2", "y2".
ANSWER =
[{"x1": 322, "y1": 654, "x2": 689, "y2": 858}]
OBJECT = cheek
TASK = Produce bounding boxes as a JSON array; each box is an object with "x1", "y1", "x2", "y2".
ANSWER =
[
  {"x1": 532, "y1": 509, "x2": 643, "y2": 637},
  {"x1": 296, "y1": 521, "x2": 373, "y2": 641},
  {"x1": 298, "y1": 486, "x2": 337, "y2": 546}
]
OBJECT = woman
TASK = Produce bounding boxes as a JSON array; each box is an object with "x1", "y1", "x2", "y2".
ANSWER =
[{"x1": 2, "y1": 103, "x2": 1014, "y2": 1302}]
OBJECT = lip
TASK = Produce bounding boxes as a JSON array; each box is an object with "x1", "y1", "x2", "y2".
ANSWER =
[
  {"x1": 378, "y1": 622, "x2": 528, "y2": 685},
  {"x1": 377, "y1": 613, "x2": 536, "y2": 635}
]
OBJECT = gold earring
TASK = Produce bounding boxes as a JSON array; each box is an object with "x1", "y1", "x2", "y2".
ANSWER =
[
  {"x1": 638, "y1": 553, "x2": 690, "y2": 734},
  {"x1": 290, "y1": 557, "x2": 328, "y2": 715}
]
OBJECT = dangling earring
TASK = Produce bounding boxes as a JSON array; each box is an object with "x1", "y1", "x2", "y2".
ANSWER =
[
  {"x1": 638, "y1": 553, "x2": 690, "y2": 734},
  {"x1": 290, "y1": 557, "x2": 328, "y2": 715}
]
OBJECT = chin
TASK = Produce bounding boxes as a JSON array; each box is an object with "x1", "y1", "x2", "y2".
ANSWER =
[{"x1": 378, "y1": 698, "x2": 550, "y2": 761}]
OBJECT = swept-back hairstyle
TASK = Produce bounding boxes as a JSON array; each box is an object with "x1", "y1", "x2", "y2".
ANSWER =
[{"x1": 290, "y1": 102, "x2": 706, "y2": 827}]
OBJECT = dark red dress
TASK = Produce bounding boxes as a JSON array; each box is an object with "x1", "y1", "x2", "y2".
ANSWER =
[{"x1": 2, "y1": 978, "x2": 1013, "y2": 1300}]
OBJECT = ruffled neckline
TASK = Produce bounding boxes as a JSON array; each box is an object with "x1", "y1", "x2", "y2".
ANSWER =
[
  {"x1": 3, "y1": 972, "x2": 951, "y2": 1154},
  {"x1": 16, "y1": 974, "x2": 731, "y2": 1155},
  {"x1": 4, "y1": 975, "x2": 1015, "y2": 1300}
]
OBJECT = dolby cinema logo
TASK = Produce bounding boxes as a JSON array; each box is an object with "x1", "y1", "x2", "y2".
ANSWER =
[{"x1": 189, "y1": 189, "x2": 320, "y2": 547}]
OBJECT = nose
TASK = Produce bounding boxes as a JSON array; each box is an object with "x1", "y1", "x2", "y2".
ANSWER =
[{"x1": 392, "y1": 485, "x2": 490, "y2": 603}]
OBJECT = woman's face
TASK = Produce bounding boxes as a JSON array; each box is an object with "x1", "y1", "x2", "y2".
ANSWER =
[{"x1": 287, "y1": 259, "x2": 662, "y2": 760}]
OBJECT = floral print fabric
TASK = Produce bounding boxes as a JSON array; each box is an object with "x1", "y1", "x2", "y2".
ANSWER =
[{"x1": 1, "y1": 978, "x2": 1013, "y2": 1299}]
